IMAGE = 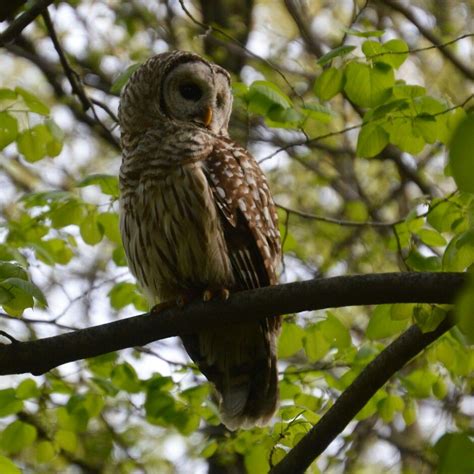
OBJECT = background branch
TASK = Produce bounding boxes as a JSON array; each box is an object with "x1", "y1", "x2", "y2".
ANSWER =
[{"x1": 270, "y1": 316, "x2": 454, "y2": 473}]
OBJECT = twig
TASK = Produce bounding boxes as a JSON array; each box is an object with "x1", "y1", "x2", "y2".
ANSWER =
[
  {"x1": 277, "y1": 203, "x2": 403, "y2": 227},
  {"x1": 41, "y1": 8, "x2": 119, "y2": 146},
  {"x1": 0, "y1": 330, "x2": 19, "y2": 344},
  {"x1": 0, "y1": 0, "x2": 56, "y2": 46}
]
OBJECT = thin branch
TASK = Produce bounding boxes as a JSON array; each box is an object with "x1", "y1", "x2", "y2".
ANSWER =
[
  {"x1": 382, "y1": 0, "x2": 474, "y2": 80},
  {"x1": 0, "y1": 0, "x2": 56, "y2": 46},
  {"x1": 270, "y1": 315, "x2": 454, "y2": 474},
  {"x1": 276, "y1": 203, "x2": 402, "y2": 227},
  {"x1": 0, "y1": 272, "x2": 466, "y2": 376},
  {"x1": 0, "y1": 330, "x2": 19, "y2": 344},
  {"x1": 41, "y1": 8, "x2": 119, "y2": 146}
]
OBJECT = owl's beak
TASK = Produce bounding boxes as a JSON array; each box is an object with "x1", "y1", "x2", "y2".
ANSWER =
[{"x1": 203, "y1": 106, "x2": 213, "y2": 128}]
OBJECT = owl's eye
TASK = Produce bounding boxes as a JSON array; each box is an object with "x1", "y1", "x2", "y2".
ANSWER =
[{"x1": 179, "y1": 82, "x2": 203, "y2": 101}]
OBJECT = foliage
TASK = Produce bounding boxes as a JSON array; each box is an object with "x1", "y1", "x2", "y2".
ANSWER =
[{"x1": 0, "y1": 1, "x2": 473, "y2": 473}]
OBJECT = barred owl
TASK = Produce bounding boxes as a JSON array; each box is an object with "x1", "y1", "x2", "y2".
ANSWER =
[{"x1": 118, "y1": 51, "x2": 281, "y2": 430}]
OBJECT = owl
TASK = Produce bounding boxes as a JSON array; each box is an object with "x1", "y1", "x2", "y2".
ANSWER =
[{"x1": 118, "y1": 51, "x2": 281, "y2": 430}]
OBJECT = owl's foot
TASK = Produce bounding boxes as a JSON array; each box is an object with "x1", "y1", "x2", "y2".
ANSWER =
[
  {"x1": 150, "y1": 300, "x2": 175, "y2": 314},
  {"x1": 202, "y1": 288, "x2": 230, "y2": 302}
]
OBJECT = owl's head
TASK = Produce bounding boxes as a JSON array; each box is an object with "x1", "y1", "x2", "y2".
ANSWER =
[{"x1": 119, "y1": 51, "x2": 233, "y2": 137}]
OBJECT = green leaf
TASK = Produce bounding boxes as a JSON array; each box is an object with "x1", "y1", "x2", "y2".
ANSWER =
[
  {"x1": 0, "y1": 455, "x2": 21, "y2": 474},
  {"x1": 435, "y1": 433, "x2": 474, "y2": 474},
  {"x1": 366, "y1": 305, "x2": 409, "y2": 339},
  {"x1": 443, "y1": 230, "x2": 474, "y2": 271},
  {"x1": 415, "y1": 228, "x2": 447, "y2": 247},
  {"x1": 0, "y1": 389, "x2": 23, "y2": 417},
  {"x1": 16, "y1": 379, "x2": 40, "y2": 400},
  {"x1": 377, "y1": 394, "x2": 404, "y2": 422},
  {"x1": 383, "y1": 40, "x2": 408, "y2": 68},
  {"x1": 356, "y1": 123, "x2": 389, "y2": 157},
  {"x1": 301, "y1": 103, "x2": 333, "y2": 124},
  {"x1": 108, "y1": 281, "x2": 147, "y2": 311},
  {"x1": 314, "y1": 67, "x2": 344, "y2": 101},
  {"x1": 414, "y1": 114, "x2": 440, "y2": 144},
  {"x1": 247, "y1": 81, "x2": 291, "y2": 115},
  {"x1": 449, "y1": 113, "x2": 474, "y2": 193},
  {"x1": 0, "y1": 112, "x2": 18, "y2": 150},
  {"x1": 278, "y1": 322, "x2": 304, "y2": 358},
  {"x1": 80, "y1": 210, "x2": 104, "y2": 245},
  {"x1": 87, "y1": 352, "x2": 118, "y2": 377},
  {"x1": 200, "y1": 440, "x2": 218, "y2": 458},
  {"x1": 378, "y1": 39, "x2": 409, "y2": 68},
  {"x1": 390, "y1": 303, "x2": 415, "y2": 321},
  {"x1": 427, "y1": 199, "x2": 462, "y2": 233},
  {"x1": 78, "y1": 174, "x2": 120, "y2": 197},
  {"x1": 111, "y1": 63, "x2": 141, "y2": 94},
  {"x1": 317, "y1": 45, "x2": 356, "y2": 66},
  {"x1": 0, "y1": 88, "x2": 17, "y2": 101},
  {"x1": 17, "y1": 124, "x2": 51, "y2": 162},
  {"x1": 50, "y1": 200, "x2": 86, "y2": 229},
  {"x1": 361, "y1": 40, "x2": 384, "y2": 59},
  {"x1": 1, "y1": 420, "x2": 37, "y2": 454},
  {"x1": 55, "y1": 429, "x2": 77, "y2": 453},
  {"x1": 1, "y1": 277, "x2": 47, "y2": 306},
  {"x1": 45, "y1": 119, "x2": 64, "y2": 157},
  {"x1": 402, "y1": 368, "x2": 437, "y2": 398},
  {"x1": 432, "y1": 377, "x2": 448, "y2": 399},
  {"x1": 97, "y1": 212, "x2": 121, "y2": 244},
  {"x1": 383, "y1": 118, "x2": 425, "y2": 154},
  {"x1": 303, "y1": 324, "x2": 330, "y2": 361},
  {"x1": 344, "y1": 62, "x2": 394, "y2": 108},
  {"x1": 35, "y1": 238, "x2": 74, "y2": 265},
  {"x1": 36, "y1": 440, "x2": 56, "y2": 463},
  {"x1": 111, "y1": 363, "x2": 142, "y2": 393},
  {"x1": 414, "y1": 305, "x2": 447, "y2": 333},
  {"x1": 405, "y1": 250, "x2": 441, "y2": 272},
  {"x1": 15, "y1": 87, "x2": 50, "y2": 115},
  {"x1": 244, "y1": 444, "x2": 270, "y2": 474},
  {"x1": 0, "y1": 262, "x2": 28, "y2": 280},
  {"x1": 402, "y1": 398, "x2": 417, "y2": 425},
  {"x1": 320, "y1": 313, "x2": 351, "y2": 349}
]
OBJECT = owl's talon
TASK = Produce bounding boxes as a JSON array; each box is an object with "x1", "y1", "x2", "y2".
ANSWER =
[
  {"x1": 203, "y1": 290, "x2": 213, "y2": 302},
  {"x1": 202, "y1": 288, "x2": 230, "y2": 302},
  {"x1": 150, "y1": 301, "x2": 174, "y2": 314},
  {"x1": 220, "y1": 288, "x2": 230, "y2": 300},
  {"x1": 176, "y1": 294, "x2": 190, "y2": 308}
]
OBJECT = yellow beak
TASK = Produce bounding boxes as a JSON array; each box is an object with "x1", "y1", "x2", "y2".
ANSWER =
[{"x1": 203, "y1": 106, "x2": 213, "y2": 127}]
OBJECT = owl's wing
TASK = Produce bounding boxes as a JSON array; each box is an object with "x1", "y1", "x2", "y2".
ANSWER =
[{"x1": 204, "y1": 139, "x2": 281, "y2": 289}]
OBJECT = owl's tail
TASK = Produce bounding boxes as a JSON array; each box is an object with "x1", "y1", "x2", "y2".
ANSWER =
[{"x1": 181, "y1": 318, "x2": 280, "y2": 430}]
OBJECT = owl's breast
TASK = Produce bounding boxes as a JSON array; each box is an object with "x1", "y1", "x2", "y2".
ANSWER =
[{"x1": 120, "y1": 162, "x2": 233, "y2": 302}]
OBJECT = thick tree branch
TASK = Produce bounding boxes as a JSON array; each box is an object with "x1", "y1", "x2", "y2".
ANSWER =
[
  {"x1": 0, "y1": 272, "x2": 465, "y2": 376},
  {"x1": 270, "y1": 316, "x2": 454, "y2": 474},
  {"x1": 0, "y1": 0, "x2": 56, "y2": 46}
]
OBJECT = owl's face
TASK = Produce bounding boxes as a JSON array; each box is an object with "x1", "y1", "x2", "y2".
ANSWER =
[{"x1": 161, "y1": 58, "x2": 232, "y2": 135}]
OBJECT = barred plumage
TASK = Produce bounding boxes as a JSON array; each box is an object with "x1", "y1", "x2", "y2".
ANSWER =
[{"x1": 118, "y1": 51, "x2": 281, "y2": 430}]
